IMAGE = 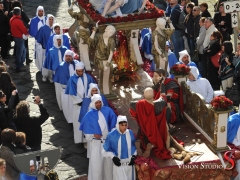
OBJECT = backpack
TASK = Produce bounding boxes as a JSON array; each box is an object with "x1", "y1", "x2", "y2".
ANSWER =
[{"x1": 175, "y1": 9, "x2": 186, "y2": 30}]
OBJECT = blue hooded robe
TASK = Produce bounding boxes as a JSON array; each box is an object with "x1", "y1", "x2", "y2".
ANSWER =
[
  {"x1": 227, "y1": 113, "x2": 240, "y2": 144},
  {"x1": 103, "y1": 129, "x2": 136, "y2": 159},
  {"x1": 65, "y1": 73, "x2": 95, "y2": 96},
  {"x1": 46, "y1": 34, "x2": 70, "y2": 54},
  {"x1": 29, "y1": 16, "x2": 47, "y2": 38},
  {"x1": 79, "y1": 95, "x2": 109, "y2": 123},
  {"x1": 80, "y1": 106, "x2": 117, "y2": 134},
  {"x1": 43, "y1": 46, "x2": 68, "y2": 71},
  {"x1": 53, "y1": 60, "x2": 79, "y2": 85},
  {"x1": 36, "y1": 25, "x2": 53, "y2": 49}
]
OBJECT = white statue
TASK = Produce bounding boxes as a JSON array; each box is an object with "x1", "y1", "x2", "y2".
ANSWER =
[
  {"x1": 151, "y1": 17, "x2": 175, "y2": 70},
  {"x1": 68, "y1": 2, "x2": 92, "y2": 71},
  {"x1": 90, "y1": 23, "x2": 116, "y2": 95}
]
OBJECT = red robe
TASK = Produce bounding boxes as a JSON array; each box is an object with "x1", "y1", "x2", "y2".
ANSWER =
[
  {"x1": 130, "y1": 99, "x2": 172, "y2": 160},
  {"x1": 154, "y1": 78, "x2": 184, "y2": 123}
]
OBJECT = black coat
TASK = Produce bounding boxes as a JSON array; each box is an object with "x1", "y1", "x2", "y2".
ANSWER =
[
  {"x1": 15, "y1": 144, "x2": 31, "y2": 154},
  {"x1": 0, "y1": 10, "x2": 10, "y2": 35},
  {"x1": 0, "y1": 95, "x2": 16, "y2": 132},
  {"x1": 204, "y1": 40, "x2": 222, "y2": 90},
  {"x1": 184, "y1": 13, "x2": 194, "y2": 37},
  {"x1": 193, "y1": 15, "x2": 201, "y2": 40},
  {"x1": 201, "y1": 10, "x2": 211, "y2": 18},
  {"x1": 214, "y1": 12, "x2": 232, "y2": 41},
  {"x1": 13, "y1": 104, "x2": 49, "y2": 148}
]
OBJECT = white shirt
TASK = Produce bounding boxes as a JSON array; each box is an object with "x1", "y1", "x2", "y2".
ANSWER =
[{"x1": 187, "y1": 78, "x2": 214, "y2": 103}]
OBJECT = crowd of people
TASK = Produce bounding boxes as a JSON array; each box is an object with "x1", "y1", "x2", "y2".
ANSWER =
[
  {"x1": 146, "y1": 0, "x2": 239, "y2": 94},
  {"x1": 0, "y1": 0, "x2": 240, "y2": 179}
]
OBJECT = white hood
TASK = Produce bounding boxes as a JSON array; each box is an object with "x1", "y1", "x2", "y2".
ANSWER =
[
  {"x1": 53, "y1": 23, "x2": 63, "y2": 35},
  {"x1": 89, "y1": 94, "x2": 102, "y2": 110},
  {"x1": 179, "y1": 50, "x2": 191, "y2": 64},
  {"x1": 190, "y1": 66, "x2": 199, "y2": 80},
  {"x1": 116, "y1": 115, "x2": 128, "y2": 134},
  {"x1": 53, "y1": 35, "x2": 63, "y2": 48},
  {"x1": 45, "y1": 14, "x2": 55, "y2": 28},
  {"x1": 36, "y1": 6, "x2": 44, "y2": 17},
  {"x1": 87, "y1": 83, "x2": 100, "y2": 98}
]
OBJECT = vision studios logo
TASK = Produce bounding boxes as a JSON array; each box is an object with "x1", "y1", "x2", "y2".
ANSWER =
[{"x1": 178, "y1": 163, "x2": 223, "y2": 169}]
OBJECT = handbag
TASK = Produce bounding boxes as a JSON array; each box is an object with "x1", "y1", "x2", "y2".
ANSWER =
[
  {"x1": 192, "y1": 50, "x2": 199, "y2": 62},
  {"x1": 225, "y1": 84, "x2": 240, "y2": 106},
  {"x1": 211, "y1": 51, "x2": 222, "y2": 68}
]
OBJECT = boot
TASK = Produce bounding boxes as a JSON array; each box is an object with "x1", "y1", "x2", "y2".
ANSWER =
[
  {"x1": 142, "y1": 143, "x2": 152, "y2": 158},
  {"x1": 135, "y1": 141, "x2": 142, "y2": 156}
]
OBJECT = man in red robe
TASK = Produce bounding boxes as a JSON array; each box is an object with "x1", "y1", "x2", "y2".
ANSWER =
[
  {"x1": 130, "y1": 87, "x2": 172, "y2": 160},
  {"x1": 152, "y1": 68, "x2": 184, "y2": 126}
]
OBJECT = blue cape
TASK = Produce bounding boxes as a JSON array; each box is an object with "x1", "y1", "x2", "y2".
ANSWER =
[
  {"x1": 65, "y1": 73, "x2": 95, "y2": 96},
  {"x1": 29, "y1": 16, "x2": 47, "y2": 38},
  {"x1": 35, "y1": 25, "x2": 53, "y2": 49},
  {"x1": 227, "y1": 113, "x2": 240, "y2": 143},
  {"x1": 103, "y1": 129, "x2": 136, "y2": 159},
  {"x1": 80, "y1": 106, "x2": 117, "y2": 134},
  {"x1": 20, "y1": 172, "x2": 37, "y2": 180},
  {"x1": 169, "y1": 52, "x2": 179, "y2": 78},
  {"x1": 43, "y1": 46, "x2": 68, "y2": 71},
  {"x1": 53, "y1": 60, "x2": 79, "y2": 85},
  {"x1": 46, "y1": 34, "x2": 70, "y2": 54},
  {"x1": 141, "y1": 28, "x2": 152, "y2": 55},
  {"x1": 78, "y1": 94, "x2": 109, "y2": 123}
]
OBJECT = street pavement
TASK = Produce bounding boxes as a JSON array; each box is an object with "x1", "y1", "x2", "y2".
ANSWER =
[{"x1": 5, "y1": 0, "x2": 219, "y2": 179}]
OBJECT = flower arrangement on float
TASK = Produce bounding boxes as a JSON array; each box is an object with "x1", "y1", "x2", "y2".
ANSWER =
[
  {"x1": 111, "y1": 31, "x2": 139, "y2": 82},
  {"x1": 170, "y1": 64, "x2": 191, "y2": 76},
  {"x1": 210, "y1": 95, "x2": 233, "y2": 111},
  {"x1": 77, "y1": 0, "x2": 164, "y2": 25}
]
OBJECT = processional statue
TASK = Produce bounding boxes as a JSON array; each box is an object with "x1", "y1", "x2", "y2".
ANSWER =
[
  {"x1": 67, "y1": 0, "x2": 176, "y2": 96},
  {"x1": 152, "y1": 17, "x2": 174, "y2": 70},
  {"x1": 68, "y1": 2, "x2": 92, "y2": 71}
]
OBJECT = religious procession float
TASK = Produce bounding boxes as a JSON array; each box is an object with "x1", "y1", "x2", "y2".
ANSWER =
[{"x1": 67, "y1": 0, "x2": 238, "y2": 179}]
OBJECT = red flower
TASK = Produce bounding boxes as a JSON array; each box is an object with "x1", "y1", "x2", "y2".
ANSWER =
[{"x1": 210, "y1": 95, "x2": 233, "y2": 111}]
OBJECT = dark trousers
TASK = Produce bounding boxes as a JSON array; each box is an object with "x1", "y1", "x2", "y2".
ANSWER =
[
  {"x1": 13, "y1": 37, "x2": 26, "y2": 69},
  {"x1": 24, "y1": 39, "x2": 30, "y2": 61}
]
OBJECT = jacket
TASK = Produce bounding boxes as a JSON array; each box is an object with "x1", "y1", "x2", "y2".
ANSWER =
[
  {"x1": 193, "y1": 15, "x2": 201, "y2": 40},
  {"x1": 213, "y1": 12, "x2": 232, "y2": 35},
  {"x1": 201, "y1": 10, "x2": 211, "y2": 17},
  {"x1": 203, "y1": 24, "x2": 217, "y2": 48},
  {"x1": 10, "y1": 15, "x2": 28, "y2": 38},
  {"x1": 15, "y1": 144, "x2": 31, "y2": 154},
  {"x1": 170, "y1": 4, "x2": 182, "y2": 30},
  {"x1": 0, "y1": 145, "x2": 20, "y2": 179},
  {"x1": 8, "y1": 10, "x2": 30, "y2": 28},
  {"x1": 184, "y1": 14, "x2": 194, "y2": 36},
  {"x1": 13, "y1": 104, "x2": 49, "y2": 148},
  {"x1": 0, "y1": 10, "x2": 10, "y2": 35},
  {"x1": 0, "y1": 95, "x2": 16, "y2": 132},
  {"x1": 196, "y1": 26, "x2": 206, "y2": 54}
]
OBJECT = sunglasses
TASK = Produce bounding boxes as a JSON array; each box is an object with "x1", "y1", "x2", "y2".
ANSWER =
[{"x1": 170, "y1": 3, "x2": 175, "y2": 5}]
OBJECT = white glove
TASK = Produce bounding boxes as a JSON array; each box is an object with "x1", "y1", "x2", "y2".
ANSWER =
[{"x1": 22, "y1": 34, "x2": 29, "y2": 40}]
